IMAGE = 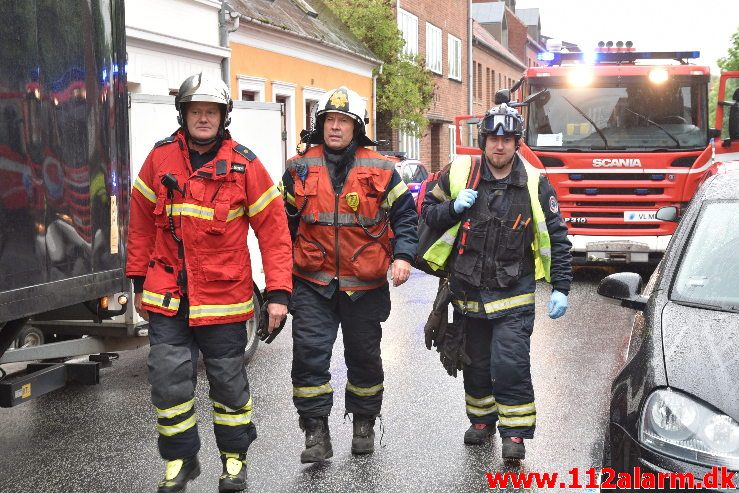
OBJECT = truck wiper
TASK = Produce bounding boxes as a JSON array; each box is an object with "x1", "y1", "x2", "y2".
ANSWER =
[
  {"x1": 624, "y1": 108, "x2": 681, "y2": 148},
  {"x1": 561, "y1": 95, "x2": 610, "y2": 149}
]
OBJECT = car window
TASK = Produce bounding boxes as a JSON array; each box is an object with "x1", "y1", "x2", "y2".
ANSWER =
[
  {"x1": 400, "y1": 162, "x2": 428, "y2": 183},
  {"x1": 671, "y1": 201, "x2": 739, "y2": 310}
]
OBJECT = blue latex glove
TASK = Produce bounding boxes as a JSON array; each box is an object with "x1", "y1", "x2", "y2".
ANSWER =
[
  {"x1": 453, "y1": 188, "x2": 478, "y2": 214},
  {"x1": 547, "y1": 290, "x2": 568, "y2": 319}
]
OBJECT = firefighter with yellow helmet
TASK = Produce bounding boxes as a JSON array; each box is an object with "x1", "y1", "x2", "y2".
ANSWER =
[
  {"x1": 126, "y1": 72, "x2": 292, "y2": 491},
  {"x1": 279, "y1": 86, "x2": 417, "y2": 462}
]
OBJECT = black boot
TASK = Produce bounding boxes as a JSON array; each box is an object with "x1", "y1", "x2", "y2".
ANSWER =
[
  {"x1": 351, "y1": 414, "x2": 376, "y2": 455},
  {"x1": 464, "y1": 423, "x2": 495, "y2": 445},
  {"x1": 218, "y1": 452, "x2": 247, "y2": 492},
  {"x1": 157, "y1": 456, "x2": 200, "y2": 493},
  {"x1": 299, "y1": 416, "x2": 333, "y2": 463},
  {"x1": 502, "y1": 437, "x2": 526, "y2": 461}
]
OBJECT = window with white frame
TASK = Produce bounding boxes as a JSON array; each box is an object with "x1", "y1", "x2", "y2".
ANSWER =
[
  {"x1": 448, "y1": 34, "x2": 461, "y2": 81},
  {"x1": 399, "y1": 127, "x2": 420, "y2": 160},
  {"x1": 236, "y1": 75, "x2": 266, "y2": 102},
  {"x1": 397, "y1": 8, "x2": 418, "y2": 56},
  {"x1": 425, "y1": 23, "x2": 442, "y2": 74}
]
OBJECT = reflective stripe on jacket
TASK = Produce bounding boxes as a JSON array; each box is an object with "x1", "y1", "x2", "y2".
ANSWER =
[
  {"x1": 126, "y1": 130, "x2": 292, "y2": 325},
  {"x1": 285, "y1": 146, "x2": 396, "y2": 291},
  {"x1": 422, "y1": 154, "x2": 551, "y2": 282}
]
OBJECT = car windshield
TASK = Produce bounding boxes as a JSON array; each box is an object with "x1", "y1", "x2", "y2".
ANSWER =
[
  {"x1": 671, "y1": 201, "x2": 739, "y2": 311},
  {"x1": 400, "y1": 162, "x2": 428, "y2": 184},
  {"x1": 527, "y1": 79, "x2": 708, "y2": 150}
]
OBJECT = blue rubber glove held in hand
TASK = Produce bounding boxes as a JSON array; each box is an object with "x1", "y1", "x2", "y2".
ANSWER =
[
  {"x1": 453, "y1": 189, "x2": 478, "y2": 214},
  {"x1": 548, "y1": 290, "x2": 568, "y2": 319}
]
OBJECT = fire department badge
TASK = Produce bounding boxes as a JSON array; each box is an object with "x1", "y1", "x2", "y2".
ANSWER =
[
  {"x1": 346, "y1": 192, "x2": 360, "y2": 211},
  {"x1": 328, "y1": 89, "x2": 349, "y2": 110},
  {"x1": 549, "y1": 196, "x2": 559, "y2": 213}
]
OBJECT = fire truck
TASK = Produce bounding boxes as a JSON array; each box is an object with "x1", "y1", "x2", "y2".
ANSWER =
[{"x1": 456, "y1": 45, "x2": 739, "y2": 265}]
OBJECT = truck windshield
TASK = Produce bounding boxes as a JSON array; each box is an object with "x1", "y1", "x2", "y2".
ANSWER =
[{"x1": 527, "y1": 81, "x2": 707, "y2": 150}]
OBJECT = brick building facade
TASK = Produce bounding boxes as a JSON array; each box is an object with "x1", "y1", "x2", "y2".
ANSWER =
[{"x1": 379, "y1": 0, "x2": 470, "y2": 172}]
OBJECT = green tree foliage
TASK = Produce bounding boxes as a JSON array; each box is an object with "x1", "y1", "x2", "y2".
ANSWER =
[
  {"x1": 710, "y1": 28, "x2": 739, "y2": 129},
  {"x1": 325, "y1": 0, "x2": 434, "y2": 135}
]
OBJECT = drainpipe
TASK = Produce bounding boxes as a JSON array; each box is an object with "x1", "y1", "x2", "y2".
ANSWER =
[
  {"x1": 219, "y1": 1, "x2": 240, "y2": 88},
  {"x1": 467, "y1": 0, "x2": 473, "y2": 118},
  {"x1": 373, "y1": 67, "x2": 380, "y2": 142}
]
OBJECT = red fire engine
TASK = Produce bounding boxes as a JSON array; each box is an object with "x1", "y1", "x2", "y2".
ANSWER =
[{"x1": 456, "y1": 45, "x2": 739, "y2": 265}]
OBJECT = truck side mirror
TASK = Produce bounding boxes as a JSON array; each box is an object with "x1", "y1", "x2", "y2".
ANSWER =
[
  {"x1": 729, "y1": 104, "x2": 739, "y2": 141},
  {"x1": 708, "y1": 128, "x2": 721, "y2": 139}
]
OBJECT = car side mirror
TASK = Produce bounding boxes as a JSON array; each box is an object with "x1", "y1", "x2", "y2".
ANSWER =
[
  {"x1": 655, "y1": 206, "x2": 678, "y2": 222},
  {"x1": 598, "y1": 272, "x2": 648, "y2": 311}
]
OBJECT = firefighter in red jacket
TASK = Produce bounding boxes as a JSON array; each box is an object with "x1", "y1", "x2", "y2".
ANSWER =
[
  {"x1": 126, "y1": 73, "x2": 292, "y2": 493},
  {"x1": 279, "y1": 86, "x2": 418, "y2": 463}
]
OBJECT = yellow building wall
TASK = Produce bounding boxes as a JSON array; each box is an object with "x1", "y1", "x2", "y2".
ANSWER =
[{"x1": 230, "y1": 44, "x2": 375, "y2": 141}]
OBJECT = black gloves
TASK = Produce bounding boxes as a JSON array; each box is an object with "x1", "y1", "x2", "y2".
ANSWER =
[
  {"x1": 439, "y1": 318, "x2": 471, "y2": 378},
  {"x1": 423, "y1": 279, "x2": 471, "y2": 377},
  {"x1": 424, "y1": 278, "x2": 452, "y2": 350},
  {"x1": 255, "y1": 300, "x2": 286, "y2": 344}
]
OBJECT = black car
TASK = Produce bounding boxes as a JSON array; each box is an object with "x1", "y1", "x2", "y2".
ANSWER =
[{"x1": 598, "y1": 170, "x2": 739, "y2": 491}]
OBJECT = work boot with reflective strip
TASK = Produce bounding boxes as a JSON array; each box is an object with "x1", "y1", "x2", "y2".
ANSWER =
[
  {"x1": 157, "y1": 456, "x2": 200, "y2": 493},
  {"x1": 218, "y1": 452, "x2": 247, "y2": 492},
  {"x1": 351, "y1": 414, "x2": 376, "y2": 455},
  {"x1": 299, "y1": 416, "x2": 333, "y2": 463}
]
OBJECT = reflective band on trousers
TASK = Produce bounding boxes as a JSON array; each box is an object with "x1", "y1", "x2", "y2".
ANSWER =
[
  {"x1": 346, "y1": 382, "x2": 384, "y2": 397},
  {"x1": 156, "y1": 398, "x2": 195, "y2": 419},
  {"x1": 189, "y1": 299, "x2": 254, "y2": 319},
  {"x1": 157, "y1": 413, "x2": 197, "y2": 437},
  {"x1": 293, "y1": 382, "x2": 333, "y2": 398},
  {"x1": 466, "y1": 393, "x2": 497, "y2": 416},
  {"x1": 453, "y1": 293, "x2": 535, "y2": 314},
  {"x1": 212, "y1": 397, "x2": 253, "y2": 426},
  {"x1": 498, "y1": 401, "x2": 536, "y2": 427}
]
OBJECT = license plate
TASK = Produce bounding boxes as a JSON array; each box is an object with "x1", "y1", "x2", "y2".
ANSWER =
[{"x1": 624, "y1": 210, "x2": 656, "y2": 222}]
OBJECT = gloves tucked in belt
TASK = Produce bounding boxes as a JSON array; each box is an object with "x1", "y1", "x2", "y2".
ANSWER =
[
  {"x1": 424, "y1": 279, "x2": 452, "y2": 350},
  {"x1": 439, "y1": 317, "x2": 471, "y2": 378},
  {"x1": 256, "y1": 301, "x2": 287, "y2": 344}
]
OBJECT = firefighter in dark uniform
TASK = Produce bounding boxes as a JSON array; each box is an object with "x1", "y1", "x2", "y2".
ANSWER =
[
  {"x1": 278, "y1": 86, "x2": 418, "y2": 462},
  {"x1": 126, "y1": 73, "x2": 293, "y2": 492},
  {"x1": 422, "y1": 103, "x2": 572, "y2": 461}
]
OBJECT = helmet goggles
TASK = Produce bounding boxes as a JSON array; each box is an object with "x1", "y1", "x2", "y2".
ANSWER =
[{"x1": 481, "y1": 113, "x2": 522, "y2": 135}]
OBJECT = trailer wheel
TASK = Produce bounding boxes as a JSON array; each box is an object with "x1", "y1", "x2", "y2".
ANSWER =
[
  {"x1": 16, "y1": 326, "x2": 45, "y2": 349},
  {"x1": 244, "y1": 284, "x2": 262, "y2": 365}
]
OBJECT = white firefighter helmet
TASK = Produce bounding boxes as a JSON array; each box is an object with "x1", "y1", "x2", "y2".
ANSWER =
[
  {"x1": 175, "y1": 72, "x2": 233, "y2": 129},
  {"x1": 305, "y1": 86, "x2": 376, "y2": 146}
]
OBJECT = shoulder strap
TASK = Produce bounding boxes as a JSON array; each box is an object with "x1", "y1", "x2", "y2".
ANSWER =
[
  {"x1": 233, "y1": 144, "x2": 257, "y2": 161},
  {"x1": 466, "y1": 156, "x2": 482, "y2": 189},
  {"x1": 154, "y1": 135, "x2": 176, "y2": 148}
]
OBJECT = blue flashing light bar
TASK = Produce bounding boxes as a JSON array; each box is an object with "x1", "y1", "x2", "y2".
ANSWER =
[{"x1": 536, "y1": 51, "x2": 701, "y2": 67}]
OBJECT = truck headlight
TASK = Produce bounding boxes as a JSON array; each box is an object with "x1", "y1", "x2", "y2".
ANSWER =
[{"x1": 640, "y1": 388, "x2": 739, "y2": 468}]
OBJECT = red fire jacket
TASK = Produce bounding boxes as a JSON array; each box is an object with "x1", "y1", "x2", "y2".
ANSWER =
[
  {"x1": 285, "y1": 146, "x2": 397, "y2": 291},
  {"x1": 126, "y1": 130, "x2": 292, "y2": 326}
]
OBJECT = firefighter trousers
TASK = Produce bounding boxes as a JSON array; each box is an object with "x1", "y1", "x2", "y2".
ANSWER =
[
  {"x1": 460, "y1": 310, "x2": 536, "y2": 439},
  {"x1": 290, "y1": 280, "x2": 390, "y2": 418},
  {"x1": 147, "y1": 299, "x2": 256, "y2": 460}
]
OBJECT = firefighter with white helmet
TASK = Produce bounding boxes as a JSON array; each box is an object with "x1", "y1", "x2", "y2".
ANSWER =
[
  {"x1": 421, "y1": 102, "x2": 572, "y2": 462},
  {"x1": 279, "y1": 86, "x2": 418, "y2": 462},
  {"x1": 126, "y1": 72, "x2": 293, "y2": 492}
]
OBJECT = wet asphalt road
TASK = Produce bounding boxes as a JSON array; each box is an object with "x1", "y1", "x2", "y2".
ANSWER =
[{"x1": 0, "y1": 269, "x2": 637, "y2": 493}]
